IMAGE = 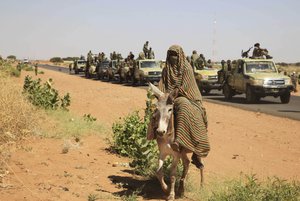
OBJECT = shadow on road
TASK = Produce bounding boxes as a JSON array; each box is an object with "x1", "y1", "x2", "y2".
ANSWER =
[
  {"x1": 206, "y1": 97, "x2": 281, "y2": 105},
  {"x1": 108, "y1": 174, "x2": 165, "y2": 200},
  {"x1": 278, "y1": 110, "x2": 300, "y2": 113}
]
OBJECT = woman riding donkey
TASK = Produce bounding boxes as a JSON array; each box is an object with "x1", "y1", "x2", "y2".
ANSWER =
[{"x1": 148, "y1": 45, "x2": 210, "y2": 171}]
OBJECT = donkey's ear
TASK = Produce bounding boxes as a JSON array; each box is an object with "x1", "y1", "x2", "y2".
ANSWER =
[
  {"x1": 168, "y1": 88, "x2": 179, "y2": 103},
  {"x1": 148, "y1": 82, "x2": 163, "y2": 99}
]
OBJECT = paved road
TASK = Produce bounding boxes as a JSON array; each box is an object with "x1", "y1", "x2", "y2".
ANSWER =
[{"x1": 39, "y1": 64, "x2": 300, "y2": 121}]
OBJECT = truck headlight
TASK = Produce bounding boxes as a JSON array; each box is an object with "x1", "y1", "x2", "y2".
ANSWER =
[
  {"x1": 251, "y1": 79, "x2": 264, "y2": 85},
  {"x1": 284, "y1": 78, "x2": 292, "y2": 85},
  {"x1": 201, "y1": 75, "x2": 208, "y2": 80}
]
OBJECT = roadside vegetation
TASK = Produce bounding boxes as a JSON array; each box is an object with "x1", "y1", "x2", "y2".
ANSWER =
[
  {"x1": 0, "y1": 64, "x2": 104, "y2": 173},
  {"x1": 112, "y1": 90, "x2": 159, "y2": 176},
  {"x1": 0, "y1": 60, "x2": 21, "y2": 77},
  {"x1": 185, "y1": 174, "x2": 300, "y2": 201},
  {"x1": 0, "y1": 70, "x2": 41, "y2": 175},
  {"x1": 23, "y1": 75, "x2": 71, "y2": 110}
]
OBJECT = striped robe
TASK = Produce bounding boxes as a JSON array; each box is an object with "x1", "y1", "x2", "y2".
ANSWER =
[{"x1": 157, "y1": 45, "x2": 210, "y2": 157}]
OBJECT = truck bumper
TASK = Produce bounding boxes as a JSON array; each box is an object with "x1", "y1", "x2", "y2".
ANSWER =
[
  {"x1": 200, "y1": 80, "x2": 222, "y2": 90},
  {"x1": 251, "y1": 85, "x2": 293, "y2": 96},
  {"x1": 145, "y1": 76, "x2": 161, "y2": 83}
]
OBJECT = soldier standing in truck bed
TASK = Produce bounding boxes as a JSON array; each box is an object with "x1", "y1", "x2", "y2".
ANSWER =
[
  {"x1": 143, "y1": 41, "x2": 149, "y2": 58},
  {"x1": 227, "y1": 60, "x2": 232, "y2": 71},
  {"x1": 148, "y1": 47, "x2": 155, "y2": 59},
  {"x1": 191, "y1": 50, "x2": 199, "y2": 70}
]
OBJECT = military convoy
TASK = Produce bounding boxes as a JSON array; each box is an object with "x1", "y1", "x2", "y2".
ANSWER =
[
  {"x1": 68, "y1": 45, "x2": 294, "y2": 105},
  {"x1": 71, "y1": 57, "x2": 162, "y2": 85},
  {"x1": 222, "y1": 58, "x2": 293, "y2": 103}
]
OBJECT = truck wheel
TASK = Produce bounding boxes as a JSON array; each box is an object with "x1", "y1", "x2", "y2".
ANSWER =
[
  {"x1": 223, "y1": 84, "x2": 233, "y2": 100},
  {"x1": 246, "y1": 86, "x2": 257, "y2": 103},
  {"x1": 280, "y1": 92, "x2": 290, "y2": 104},
  {"x1": 75, "y1": 69, "x2": 79, "y2": 74}
]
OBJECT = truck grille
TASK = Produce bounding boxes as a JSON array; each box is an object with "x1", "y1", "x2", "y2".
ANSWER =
[
  {"x1": 265, "y1": 79, "x2": 285, "y2": 85},
  {"x1": 149, "y1": 71, "x2": 161, "y2": 76},
  {"x1": 208, "y1": 75, "x2": 218, "y2": 80}
]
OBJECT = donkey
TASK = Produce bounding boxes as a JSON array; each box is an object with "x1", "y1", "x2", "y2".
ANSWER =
[{"x1": 147, "y1": 83, "x2": 204, "y2": 201}]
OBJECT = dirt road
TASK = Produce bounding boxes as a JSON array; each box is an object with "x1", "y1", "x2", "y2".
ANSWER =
[{"x1": 1, "y1": 69, "x2": 299, "y2": 201}]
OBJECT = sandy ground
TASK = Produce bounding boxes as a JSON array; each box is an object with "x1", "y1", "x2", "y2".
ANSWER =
[{"x1": 0, "y1": 69, "x2": 299, "y2": 201}]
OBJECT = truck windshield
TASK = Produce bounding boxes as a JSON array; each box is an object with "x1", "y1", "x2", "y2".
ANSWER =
[
  {"x1": 141, "y1": 61, "x2": 157, "y2": 68},
  {"x1": 102, "y1": 61, "x2": 110, "y2": 67},
  {"x1": 77, "y1": 61, "x2": 86, "y2": 65},
  {"x1": 246, "y1": 62, "x2": 276, "y2": 73}
]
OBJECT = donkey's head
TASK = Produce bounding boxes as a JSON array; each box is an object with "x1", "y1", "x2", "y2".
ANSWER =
[{"x1": 149, "y1": 83, "x2": 178, "y2": 137}]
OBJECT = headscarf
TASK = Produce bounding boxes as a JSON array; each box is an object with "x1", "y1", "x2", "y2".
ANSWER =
[{"x1": 158, "y1": 45, "x2": 203, "y2": 103}]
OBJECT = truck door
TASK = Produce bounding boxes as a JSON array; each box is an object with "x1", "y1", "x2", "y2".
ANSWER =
[{"x1": 234, "y1": 61, "x2": 244, "y2": 91}]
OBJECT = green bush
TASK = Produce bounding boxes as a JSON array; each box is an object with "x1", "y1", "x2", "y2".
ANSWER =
[
  {"x1": 23, "y1": 65, "x2": 34, "y2": 71},
  {"x1": 208, "y1": 175, "x2": 300, "y2": 201},
  {"x1": 0, "y1": 61, "x2": 20, "y2": 77},
  {"x1": 112, "y1": 90, "x2": 158, "y2": 176},
  {"x1": 23, "y1": 75, "x2": 71, "y2": 110},
  {"x1": 9, "y1": 67, "x2": 21, "y2": 77}
]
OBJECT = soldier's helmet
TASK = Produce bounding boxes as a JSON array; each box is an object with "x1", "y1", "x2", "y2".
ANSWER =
[
  {"x1": 192, "y1": 50, "x2": 197, "y2": 54},
  {"x1": 254, "y1": 43, "x2": 260, "y2": 48},
  {"x1": 221, "y1": 60, "x2": 225, "y2": 64}
]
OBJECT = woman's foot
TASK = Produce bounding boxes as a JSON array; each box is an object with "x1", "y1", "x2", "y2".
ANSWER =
[{"x1": 191, "y1": 153, "x2": 204, "y2": 169}]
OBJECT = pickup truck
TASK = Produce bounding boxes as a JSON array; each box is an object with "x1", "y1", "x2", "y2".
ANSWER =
[
  {"x1": 73, "y1": 59, "x2": 86, "y2": 74},
  {"x1": 223, "y1": 58, "x2": 293, "y2": 103},
  {"x1": 133, "y1": 59, "x2": 162, "y2": 85},
  {"x1": 194, "y1": 67, "x2": 221, "y2": 94}
]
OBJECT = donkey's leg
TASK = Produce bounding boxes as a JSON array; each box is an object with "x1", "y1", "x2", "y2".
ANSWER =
[
  {"x1": 156, "y1": 153, "x2": 168, "y2": 193},
  {"x1": 178, "y1": 152, "x2": 190, "y2": 197},
  {"x1": 197, "y1": 156, "x2": 204, "y2": 186},
  {"x1": 167, "y1": 156, "x2": 179, "y2": 201}
]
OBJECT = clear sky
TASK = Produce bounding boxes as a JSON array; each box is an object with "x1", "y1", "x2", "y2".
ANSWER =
[{"x1": 0, "y1": 0, "x2": 299, "y2": 62}]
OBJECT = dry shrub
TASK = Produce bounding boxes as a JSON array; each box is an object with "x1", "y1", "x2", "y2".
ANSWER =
[{"x1": 0, "y1": 76, "x2": 40, "y2": 149}]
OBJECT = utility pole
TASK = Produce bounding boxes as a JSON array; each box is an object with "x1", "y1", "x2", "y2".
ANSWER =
[{"x1": 212, "y1": 14, "x2": 217, "y2": 62}]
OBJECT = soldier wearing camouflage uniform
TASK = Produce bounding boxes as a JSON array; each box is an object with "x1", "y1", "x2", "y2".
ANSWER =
[
  {"x1": 200, "y1": 54, "x2": 207, "y2": 66},
  {"x1": 148, "y1": 47, "x2": 155, "y2": 59},
  {"x1": 252, "y1": 43, "x2": 273, "y2": 59},
  {"x1": 291, "y1": 72, "x2": 298, "y2": 92},
  {"x1": 17, "y1": 62, "x2": 22, "y2": 72},
  {"x1": 207, "y1": 59, "x2": 212, "y2": 68},
  {"x1": 191, "y1": 50, "x2": 199, "y2": 70},
  {"x1": 128, "y1": 52, "x2": 135, "y2": 60},
  {"x1": 34, "y1": 63, "x2": 38, "y2": 76},
  {"x1": 143, "y1": 41, "x2": 149, "y2": 58},
  {"x1": 86, "y1": 50, "x2": 93, "y2": 77},
  {"x1": 218, "y1": 60, "x2": 226, "y2": 84},
  {"x1": 227, "y1": 60, "x2": 232, "y2": 71}
]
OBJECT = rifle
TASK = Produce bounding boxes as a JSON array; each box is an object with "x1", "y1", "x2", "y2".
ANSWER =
[{"x1": 241, "y1": 47, "x2": 253, "y2": 58}]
